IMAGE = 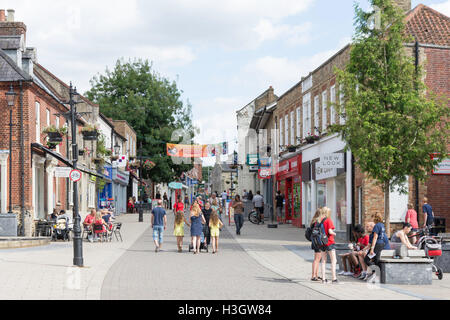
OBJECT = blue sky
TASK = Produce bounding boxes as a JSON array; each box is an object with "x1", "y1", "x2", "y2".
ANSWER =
[{"x1": 4, "y1": 0, "x2": 449, "y2": 165}]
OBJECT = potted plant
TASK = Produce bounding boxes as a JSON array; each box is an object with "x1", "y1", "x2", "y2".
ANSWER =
[
  {"x1": 81, "y1": 124, "x2": 99, "y2": 141},
  {"x1": 129, "y1": 162, "x2": 140, "y2": 169},
  {"x1": 305, "y1": 132, "x2": 320, "y2": 144},
  {"x1": 43, "y1": 126, "x2": 67, "y2": 143},
  {"x1": 92, "y1": 157, "x2": 104, "y2": 165},
  {"x1": 46, "y1": 141, "x2": 59, "y2": 150},
  {"x1": 286, "y1": 144, "x2": 297, "y2": 152},
  {"x1": 111, "y1": 155, "x2": 119, "y2": 161}
]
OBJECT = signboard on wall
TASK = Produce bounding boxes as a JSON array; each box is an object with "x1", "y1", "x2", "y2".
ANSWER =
[
  {"x1": 55, "y1": 167, "x2": 72, "y2": 178},
  {"x1": 320, "y1": 153, "x2": 344, "y2": 169},
  {"x1": 247, "y1": 154, "x2": 259, "y2": 166},
  {"x1": 315, "y1": 164, "x2": 337, "y2": 181},
  {"x1": 432, "y1": 154, "x2": 450, "y2": 175},
  {"x1": 258, "y1": 168, "x2": 272, "y2": 180}
]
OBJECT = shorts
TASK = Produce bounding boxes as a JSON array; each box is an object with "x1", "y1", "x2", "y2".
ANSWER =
[
  {"x1": 312, "y1": 244, "x2": 321, "y2": 253},
  {"x1": 256, "y1": 207, "x2": 264, "y2": 215},
  {"x1": 321, "y1": 244, "x2": 335, "y2": 252},
  {"x1": 152, "y1": 225, "x2": 164, "y2": 243}
]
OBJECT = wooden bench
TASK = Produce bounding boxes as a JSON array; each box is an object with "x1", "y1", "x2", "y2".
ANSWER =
[{"x1": 379, "y1": 246, "x2": 433, "y2": 285}]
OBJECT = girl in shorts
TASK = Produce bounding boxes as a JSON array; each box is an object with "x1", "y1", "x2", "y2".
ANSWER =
[
  {"x1": 209, "y1": 210, "x2": 224, "y2": 254},
  {"x1": 173, "y1": 210, "x2": 190, "y2": 252}
]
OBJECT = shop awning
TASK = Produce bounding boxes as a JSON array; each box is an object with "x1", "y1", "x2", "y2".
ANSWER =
[{"x1": 31, "y1": 143, "x2": 110, "y2": 180}]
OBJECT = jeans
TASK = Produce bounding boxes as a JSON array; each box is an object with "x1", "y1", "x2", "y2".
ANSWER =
[
  {"x1": 152, "y1": 225, "x2": 164, "y2": 244},
  {"x1": 234, "y1": 213, "x2": 244, "y2": 234}
]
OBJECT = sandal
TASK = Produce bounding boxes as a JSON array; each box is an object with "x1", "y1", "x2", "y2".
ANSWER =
[
  {"x1": 311, "y1": 278, "x2": 320, "y2": 282},
  {"x1": 322, "y1": 279, "x2": 328, "y2": 284}
]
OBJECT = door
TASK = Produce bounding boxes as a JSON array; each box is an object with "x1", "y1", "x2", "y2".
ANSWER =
[{"x1": 285, "y1": 178, "x2": 293, "y2": 222}]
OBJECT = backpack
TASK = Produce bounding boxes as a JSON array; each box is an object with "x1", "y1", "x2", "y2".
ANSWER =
[
  {"x1": 311, "y1": 219, "x2": 329, "y2": 249},
  {"x1": 305, "y1": 226, "x2": 313, "y2": 241}
]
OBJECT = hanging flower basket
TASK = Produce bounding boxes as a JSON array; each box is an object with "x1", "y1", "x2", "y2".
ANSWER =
[
  {"x1": 43, "y1": 126, "x2": 67, "y2": 143},
  {"x1": 81, "y1": 125, "x2": 99, "y2": 141},
  {"x1": 129, "y1": 162, "x2": 140, "y2": 169},
  {"x1": 111, "y1": 155, "x2": 119, "y2": 161},
  {"x1": 92, "y1": 158, "x2": 104, "y2": 165},
  {"x1": 46, "y1": 141, "x2": 59, "y2": 150}
]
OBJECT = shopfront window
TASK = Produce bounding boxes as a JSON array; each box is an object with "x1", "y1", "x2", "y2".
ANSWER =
[
  {"x1": 316, "y1": 180, "x2": 326, "y2": 209},
  {"x1": 305, "y1": 183, "x2": 312, "y2": 224},
  {"x1": 335, "y1": 175, "x2": 347, "y2": 231}
]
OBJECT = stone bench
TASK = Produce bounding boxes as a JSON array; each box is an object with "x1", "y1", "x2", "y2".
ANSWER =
[{"x1": 379, "y1": 247, "x2": 433, "y2": 285}]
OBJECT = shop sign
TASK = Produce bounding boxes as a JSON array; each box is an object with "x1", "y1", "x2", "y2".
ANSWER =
[
  {"x1": 315, "y1": 164, "x2": 337, "y2": 181},
  {"x1": 249, "y1": 165, "x2": 259, "y2": 172},
  {"x1": 169, "y1": 182, "x2": 183, "y2": 189},
  {"x1": 258, "y1": 168, "x2": 272, "y2": 180},
  {"x1": 247, "y1": 154, "x2": 259, "y2": 166},
  {"x1": 432, "y1": 154, "x2": 450, "y2": 175},
  {"x1": 55, "y1": 167, "x2": 72, "y2": 178},
  {"x1": 0, "y1": 150, "x2": 10, "y2": 154},
  {"x1": 113, "y1": 170, "x2": 130, "y2": 185},
  {"x1": 258, "y1": 158, "x2": 272, "y2": 167},
  {"x1": 320, "y1": 153, "x2": 344, "y2": 169}
]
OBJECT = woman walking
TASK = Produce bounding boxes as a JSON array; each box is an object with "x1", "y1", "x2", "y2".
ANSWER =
[
  {"x1": 231, "y1": 195, "x2": 245, "y2": 235},
  {"x1": 320, "y1": 207, "x2": 338, "y2": 284},
  {"x1": 310, "y1": 208, "x2": 325, "y2": 282},
  {"x1": 173, "y1": 210, "x2": 190, "y2": 252},
  {"x1": 190, "y1": 202, "x2": 206, "y2": 254},
  {"x1": 209, "y1": 210, "x2": 224, "y2": 254}
]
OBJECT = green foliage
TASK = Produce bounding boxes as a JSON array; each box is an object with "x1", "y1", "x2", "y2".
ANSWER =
[
  {"x1": 85, "y1": 58, "x2": 196, "y2": 183},
  {"x1": 96, "y1": 134, "x2": 112, "y2": 157},
  {"x1": 331, "y1": 0, "x2": 449, "y2": 193},
  {"x1": 43, "y1": 125, "x2": 67, "y2": 135}
]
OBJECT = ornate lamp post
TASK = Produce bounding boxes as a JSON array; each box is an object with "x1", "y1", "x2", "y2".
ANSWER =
[{"x1": 5, "y1": 85, "x2": 17, "y2": 215}]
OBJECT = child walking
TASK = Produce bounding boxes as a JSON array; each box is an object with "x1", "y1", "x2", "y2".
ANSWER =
[
  {"x1": 174, "y1": 210, "x2": 190, "y2": 253},
  {"x1": 209, "y1": 210, "x2": 224, "y2": 254}
]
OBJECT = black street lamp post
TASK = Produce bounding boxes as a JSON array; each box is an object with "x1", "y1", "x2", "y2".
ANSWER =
[
  {"x1": 68, "y1": 83, "x2": 83, "y2": 267},
  {"x1": 5, "y1": 85, "x2": 17, "y2": 215}
]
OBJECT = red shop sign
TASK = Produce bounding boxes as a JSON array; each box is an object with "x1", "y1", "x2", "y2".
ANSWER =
[{"x1": 276, "y1": 155, "x2": 302, "y2": 181}]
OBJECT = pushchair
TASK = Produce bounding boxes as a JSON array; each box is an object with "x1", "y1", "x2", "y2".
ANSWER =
[
  {"x1": 413, "y1": 226, "x2": 443, "y2": 280},
  {"x1": 52, "y1": 217, "x2": 70, "y2": 242},
  {"x1": 189, "y1": 231, "x2": 209, "y2": 253}
]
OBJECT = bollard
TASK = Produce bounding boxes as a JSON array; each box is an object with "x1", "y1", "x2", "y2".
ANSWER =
[{"x1": 139, "y1": 208, "x2": 144, "y2": 222}]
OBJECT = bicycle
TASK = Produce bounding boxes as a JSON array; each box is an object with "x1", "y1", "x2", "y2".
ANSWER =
[
  {"x1": 411, "y1": 226, "x2": 444, "y2": 280},
  {"x1": 248, "y1": 210, "x2": 260, "y2": 225}
]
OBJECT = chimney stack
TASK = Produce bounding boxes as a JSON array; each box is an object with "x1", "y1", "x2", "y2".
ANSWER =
[
  {"x1": 0, "y1": 10, "x2": 6, "y2": 22},
  {"x1": 393, "y1": 0, "x2": 411, "y2": 13},
  {"x1": 7, "y1": 9, "x2": 15, "y2": 22}
]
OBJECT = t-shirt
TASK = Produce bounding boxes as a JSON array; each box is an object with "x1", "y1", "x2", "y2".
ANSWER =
[
  {"x1": 322, "y1": 218, "x2": 335, "y2": 246},
  {"x1": 252, "y1": 195, "x2": 264, "y2": 208},
  {"x1": 151, "y1": 207, "x2": 166, "y2": 226},
  {"x1": 423, "y1": 204, "x2": 434, "y2": 225},
  {"x1": 221, "y1": 192, "x2": 228, "y2": 200},
  {"x1": 83, "y1": 214, "x2": 95, "y2": 225},
  {"x1": 275, "y1": 195, "x2": 284, "y2": 208},
  {"x1": 173, "y1": 202, "x2": 184, "y2": 212},
  {"x1": 405, "y1": 209, "x2": 419, "y2": 229},
  {"x1": 373, "y1": 223, "x2": 391, "y2": 249},
  {"x1": 102, "y1": 214, "x2": 111, "y2": 224},
  {"x1": 357, "y1": 235, "x2": 370, "y2": 248}
]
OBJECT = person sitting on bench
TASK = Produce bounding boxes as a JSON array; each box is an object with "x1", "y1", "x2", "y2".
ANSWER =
[
  {"x1": 339, "y1": 224, "x2": 369, "y2": 276},
  {"x1": 391, "y1": 223, "x2": 418, "y2": 250}
]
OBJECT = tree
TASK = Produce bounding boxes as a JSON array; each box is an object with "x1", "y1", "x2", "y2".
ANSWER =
[
  {"x1": 332, "y1": 0, "x2": 449, "y2": 234},
  {"x1": 85, "y1": 58, "x2": 196, "y2": 183}
]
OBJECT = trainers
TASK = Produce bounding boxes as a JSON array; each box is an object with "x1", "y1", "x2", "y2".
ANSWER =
[
  {"x1": 358, "y1": 272, "x2": 367, "y2": 280},
  {"x1": 338, "y1": 271, "x2": 346, "y2": 276},
  {"x1": 344, "y1": 272, "x2": 354, "y2": 276}
]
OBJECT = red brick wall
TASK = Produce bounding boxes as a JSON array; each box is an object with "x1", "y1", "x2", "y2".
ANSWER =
[
  {"x1": 0, "y1": 82, "x2": 68, "y2": 216},
  {"x1": 423, "y1": 47, "x2": 450, "y2": 231}
]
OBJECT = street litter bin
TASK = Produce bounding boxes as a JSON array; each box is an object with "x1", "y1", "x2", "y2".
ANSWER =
[
  {"x1": 435, "y1": 242, "x2": 450, "y2": 273},
  {"x1": 432, "y1": 217, "x2": 446, "y2": 236},
  {"x1": 334, "y1": 243, "x2": 351, "y2": 271}
]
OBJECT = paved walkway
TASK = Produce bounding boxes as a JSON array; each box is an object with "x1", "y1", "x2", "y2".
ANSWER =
[
  {"x1": 0, "y1": 214, "x2": 148, "y2": 300},
  {"x1": 1, "y1": 211, "x2": 449, "y2": 300},
  {"x1": 100, "y1": 211, "x2": 330, "y2": 300},
  {"x1": 224, "y1": 214, "x2": 450, "y2": 300}
]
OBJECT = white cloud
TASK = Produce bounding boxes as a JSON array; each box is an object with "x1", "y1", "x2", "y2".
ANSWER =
[
  {"x1": 254, "y1": 20, "x2": 312, "y2": 46},
  {"x1": 430, "y1": 0, "x2": 450, "y2": 16}
]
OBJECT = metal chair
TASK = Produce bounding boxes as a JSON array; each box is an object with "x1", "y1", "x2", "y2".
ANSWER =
[
  {"x1": 112, "y1": 222, "x2": 123, "y2": 242},
  {"x1": 92, "y1": 223, "x2": 106, "y2": 242}
]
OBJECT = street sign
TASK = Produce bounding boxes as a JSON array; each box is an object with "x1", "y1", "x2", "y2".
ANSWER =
[
  {"x1": 247, "y1": 154, "x2": 259, "y2": 166},
  {"x1": 258, "y1": 158, "x2": 272, "y2": 167},
  {"x1": 69, "y1": 169, "x2": 82, "y2": 182},
  {"x1": 258, "y1": 168, "x2": 272, "y2": 180},
  {"x1": 169, "y1": 182, "x2": 183, "y2": 189},
  {"x1": 55, "y1": 167, "x2": 72, "y2": 178},
  {"x1": 320, "y1": 153, "x2": 344, "y2": 169}
]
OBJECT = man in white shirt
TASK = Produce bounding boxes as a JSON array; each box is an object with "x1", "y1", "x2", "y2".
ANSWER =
[
  {"x1": 221, "y1": 191, "x2": 228, "y2": 211},
  {"x1": 252, "y1": 191, "x2": 265, "y2": 224}
]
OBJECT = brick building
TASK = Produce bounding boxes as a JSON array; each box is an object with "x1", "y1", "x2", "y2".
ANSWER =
[{"x1": 268, "y1": 0, "x2": 449, "y2": 237}]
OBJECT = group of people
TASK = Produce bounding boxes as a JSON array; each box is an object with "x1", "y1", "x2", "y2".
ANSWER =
[
  {"x1": 310, "y1": 197, "x2": 436, "y2": 283},
  {"x1": 82, "y1": 208, "x2": 114, "y2": 242},
  {"x1": 151, "y1": 195, "x2": 224, "y2": 254}
]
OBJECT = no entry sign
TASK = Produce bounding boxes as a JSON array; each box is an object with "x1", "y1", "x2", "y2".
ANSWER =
[{"x1": 69, "y1": 169, "x2": 82, "y2": 182}]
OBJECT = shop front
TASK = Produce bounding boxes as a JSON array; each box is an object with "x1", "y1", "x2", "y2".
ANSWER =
[
  {"x1": 301, "y1": 135, "x2": 352, "y2": 240},
  {"x1": 98, "y1": 166, "x2": 113, "y2": 210},
  {"x1": 276, "y1": 155, "x2": 302, "y2": 228},
  {"x1": 112, "y1": 168, "x2": 129, "y2": 216}
]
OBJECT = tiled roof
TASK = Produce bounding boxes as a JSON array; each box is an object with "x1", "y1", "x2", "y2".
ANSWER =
[
  {"x1": 406, "y1": 4, "x2": 450, "y2": 46},
  {"x1": 0, "y1": 49, "x2": 31, "y2": 81}
]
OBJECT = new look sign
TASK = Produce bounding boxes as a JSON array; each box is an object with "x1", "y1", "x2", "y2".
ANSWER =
[{"x1": 320, "y1": 153, "x2": 344, "y2": 169}]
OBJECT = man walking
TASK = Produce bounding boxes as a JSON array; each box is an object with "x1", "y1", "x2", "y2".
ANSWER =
[
  {"x1": 422, "y1": 197, "x2": 435, "y2": 230},
  {"x1": 275, "y1": 190, "x2": 284, "y2": 224},
  {"x1": 151, "y1": 200, "x2": 167, "y2": 252},
  {"x1": 252, "y1": 191, "x2": 265, "y2": 225},
  {"x1": 221, "y1": 190, "x2": 228, "y2": 211}
]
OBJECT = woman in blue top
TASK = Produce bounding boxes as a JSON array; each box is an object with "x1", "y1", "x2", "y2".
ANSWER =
[
  {"x1": 190, "y1": 201, "x2": 206, "y2": 254},
  {"x1": 363, "y1": 212, "x2": 390, "y2": 281}
]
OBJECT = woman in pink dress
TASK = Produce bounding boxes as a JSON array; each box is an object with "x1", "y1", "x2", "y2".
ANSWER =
[{"x1": 405, "y1": 203, "x2": 419, "y2": 244}]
